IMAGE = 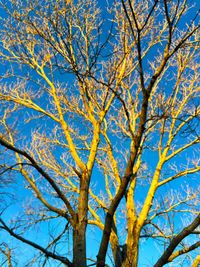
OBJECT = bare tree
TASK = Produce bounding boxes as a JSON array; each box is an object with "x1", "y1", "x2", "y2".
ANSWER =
[{"x1": 0, "y1": 0, "x2": 199, "y2": 266}]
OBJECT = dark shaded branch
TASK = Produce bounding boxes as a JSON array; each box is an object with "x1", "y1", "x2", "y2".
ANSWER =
[
  {"x1": 121, "y1": 0, "x2": 145, "y2": 92},
  {"x1": 168, "y1": 241, "x2": 200, "y2": 262},
  {"x1": 0, "y1": 218, "x2": 73, "y2": 267},
  {"x1": 0, "y1": 138, "x2": 75, "y2": 221},
  {"x1": 147, "y1": 6, "x2": 200, "y2": 93},
  {"x1": 141, "y1": 0, "x2": 159, "y2": 30},
  {"x1": 96, "y1": 89, "x2": 151, "y2": 267},
  {"x1": 170, "y1": 24, "x2": 200, "y2": 57},
  {"x1": 154, "y1": 214, "x2": 200, "y2": 267},
  {"x1": 46, "y1": 222, "x2": 70, "y2": 251},
  {"x1": 127, "y1": 0, "x2": 140, "y2": 31},
  {"x1": 0, "y1": 163, "x2": 31, "y2": 176}
]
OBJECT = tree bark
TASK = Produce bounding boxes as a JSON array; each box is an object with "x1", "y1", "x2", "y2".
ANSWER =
[
  {"x1": 73, "y1": 172, "x2": 90, "y2": 267},
  {"x1": 154, "y1": 214, "x2": 200, "y2": 267},
  {"x1": 110, "y1": 235, "x2": 123, "y2": 267},
  {"x1": 73, "y1": 225, "x2": 87, "y2": 267},
  {"x1": 121, "y1": 231, "x2": 140, "y2": 267},
  {"x1": 7, "y1": 247, "x2": 12, "y2": 267},
  {"x1": 121, "y1": 245, "x2": 139, "y2": 267}
]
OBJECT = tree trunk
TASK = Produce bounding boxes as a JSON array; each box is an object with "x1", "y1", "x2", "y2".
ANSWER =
[
  {"x1": 113, "y1": 247, "x2": 123, "y2": 267},
  {"x1": 121, "y1": 232, "x2": 140, "y2": 267},
  {"x1": 110, "y1": 238, "x2": 123, "y2": 267},
  {"x1": 121, "y1": 245, "x2": 139, "y2": 267},
  {"x1": 73, "y1": 172, "x2": 89, "y2": 267},
  {"x1": 73, "y1": 224, "x2": 87, "y2": 267}
]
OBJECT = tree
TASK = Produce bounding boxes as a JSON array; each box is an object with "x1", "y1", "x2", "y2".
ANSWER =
[{"x1": 0, "y1": 0, "x2": 199, "y2": 266}]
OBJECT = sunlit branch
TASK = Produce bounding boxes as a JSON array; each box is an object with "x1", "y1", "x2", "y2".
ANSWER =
[
  {"x1": 0, "y1": 90, "x2": 59, "y2": 122},
  {"x1": 149, "y1": 193, "x2": 198, "y2": 222},
  {"x1": 100, "y1": 129, "x2": 121, "y2": 186},
  {"x1": 191, "y1": 254, "x2": 200, "y2": 267},
  {"x1": 166, "y1": 137, "x2": 199, "y2": 162},
  {"x1": 158, "y1": 166, "x2": 200, "y2": 187},
  {"x1": 38, "y1": 67, "x2": 86, "y2": 171},
  {"x1": 0, "y1": 243, "x2": 12, "y2": 267}
]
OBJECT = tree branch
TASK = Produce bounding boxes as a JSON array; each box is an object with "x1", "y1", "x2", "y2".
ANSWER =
[
  {"x1": 0, "y1": 218, "x2": 73, "y2": 267},
  {"x1": 168, "y1": 241, "x2": 200, "y2": 262},
  {"x1": 154, "y1": 214, "x2": 200, "y2": 267},
  {"x1": 0, "y1": 138, "x2": 75, "y2": 222}
]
